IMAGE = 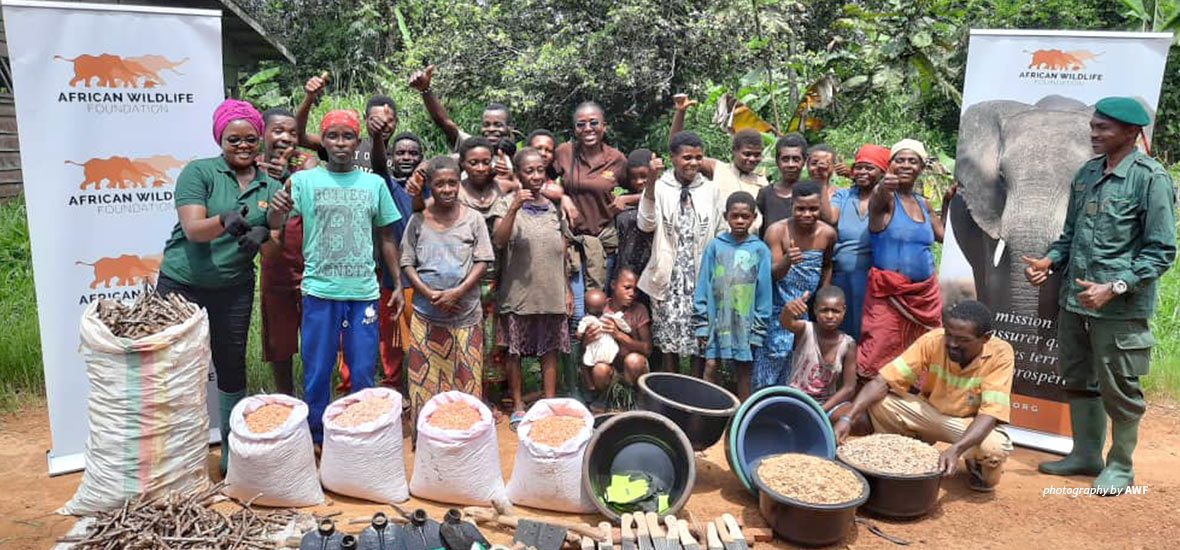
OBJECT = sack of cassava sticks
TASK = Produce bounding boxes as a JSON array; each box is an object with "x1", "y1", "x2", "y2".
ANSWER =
[{"x1": 61, "y1": 293, "x2": 212, "y2": 515}]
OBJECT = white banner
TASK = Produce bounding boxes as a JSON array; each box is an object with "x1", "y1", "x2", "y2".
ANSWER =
[
  {"x1": 2, "y1": 0, "x2": 224, "y2": 474},
  {"x1": 942, "y1": 29, "x2": 1172, "y2": 453}
]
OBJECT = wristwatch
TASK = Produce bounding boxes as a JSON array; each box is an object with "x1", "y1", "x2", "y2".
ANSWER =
[{"x1": 1112, "y1": 280, "x2": 1128, "y2": 295}]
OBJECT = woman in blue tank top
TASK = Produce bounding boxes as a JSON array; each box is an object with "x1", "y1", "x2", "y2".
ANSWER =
[{"x1": 857, "y1": 139, "x2": 950, "y2": 380}]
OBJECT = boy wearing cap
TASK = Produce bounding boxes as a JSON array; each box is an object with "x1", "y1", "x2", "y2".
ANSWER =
[
  {"x1": 1023, "y1": 97, "x2": 1176, "y2": 496},
  {"x1": 289, "y1": 108, "x2": 405, "y2": 442}
]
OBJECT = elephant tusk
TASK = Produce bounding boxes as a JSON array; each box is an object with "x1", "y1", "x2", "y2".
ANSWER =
[{"x1": 993, "y1": 239, "x2": 1006, "y2": 267}]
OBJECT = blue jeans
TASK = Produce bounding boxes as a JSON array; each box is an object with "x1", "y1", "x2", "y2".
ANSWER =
[{"x1": 301, "y1": 295, "x2": 379, "y2": 441}]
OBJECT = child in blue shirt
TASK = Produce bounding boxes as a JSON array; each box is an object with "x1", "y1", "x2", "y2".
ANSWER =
[{"x1": 693, "y1": 191, "x2": 772, "y2": 399}]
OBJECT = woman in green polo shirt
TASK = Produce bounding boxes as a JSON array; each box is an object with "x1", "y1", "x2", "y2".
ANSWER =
[{"x1": 156, "y1": 98, "x2": 292, "y2": 476}]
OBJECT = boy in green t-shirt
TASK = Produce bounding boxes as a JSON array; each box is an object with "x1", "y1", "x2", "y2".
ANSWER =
[{"x1": 289, "y1": 108, "x2": 403, "y2": 441}]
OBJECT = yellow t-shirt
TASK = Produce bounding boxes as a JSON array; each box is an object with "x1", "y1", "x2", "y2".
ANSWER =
[{"x1": 878, "y1": 328, "x2": 1014, "y2": 422}]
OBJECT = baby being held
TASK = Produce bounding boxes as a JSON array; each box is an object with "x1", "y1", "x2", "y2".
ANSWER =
[{"x1": 576, "y1": 289, "x2": 632, "y2": 370}]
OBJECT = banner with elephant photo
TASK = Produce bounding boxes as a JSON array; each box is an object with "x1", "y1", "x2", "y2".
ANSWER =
[
  {"x1": 940, "y1": 29, "x2": 1172, "y2": 453},
  {"x1": 2, "y1": 0, "x2": 223, "y2": 474}
]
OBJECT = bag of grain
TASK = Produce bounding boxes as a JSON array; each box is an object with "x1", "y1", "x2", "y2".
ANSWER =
[
  {"x1": 506, "y1": 398, "x2": 596, "y2": 512},
  {"x1": 320, "y1": 388, "x2": 409, "y2": 503},
  {"x1": 410, "y1": 392, "x2": 508, "y2": 506},
  {"x1": 61, "y1": 301, "x2": 212, "y2": 515},
  {"x1": 224, "y1": 394, "x2": 323, "y2": 507}
]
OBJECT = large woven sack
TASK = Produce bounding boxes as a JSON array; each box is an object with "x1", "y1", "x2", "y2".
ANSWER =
[
  {"x1": 410, "y1": 392, "x2": 507, "y2": 506},
  {"x1": 506, "y1": 398, "x2": 596, "y2": 512},
  {"x1": 224, "y1": 394, "x2": 323, "y2": 507},
  {"x1": 61, "y1": 302, "x2": 212, "y2": 515},
  {"x1": 320, "y1": 388, "x2": 408, "y2": 503}
]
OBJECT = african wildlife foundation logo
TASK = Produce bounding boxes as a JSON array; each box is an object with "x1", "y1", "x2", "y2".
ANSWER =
[
  {"x1": 64, "y1": 154, "x2": 187, "y2": 190},
  {"x1": 64, "y1": 154, "x2": 188, "y2": 214},
  {"x1": 1019, "y1": 48, "x2": 1105, "y2": 83},
  {"x1": 53, "y1": 52, "x2": 197, "y2": 112},
  {"x1": 75, "y1": 253, "x2": 162, "y2": 304}
]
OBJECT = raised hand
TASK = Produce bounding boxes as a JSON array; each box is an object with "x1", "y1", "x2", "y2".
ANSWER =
[
  {"x1": 510, "y1": 188, "x2": 534, "y2": 211},
  {"x1": 649, "y1": 152, "x2": 665, "y2": 174},
  {"x1": 834, "y1": 153, "x2": 851, "y2": 178},
  {"x1": 304, "y1": 71, "x2": 329, "y2": 98},
  {"x1": 407, "y1": 162, "x2": 428, "y2": 196},
  {"x1": 783, "y1": 290, "x2": 810, "y2": 319},
  {"x1": 408, "y1": 64, "x2": 435, "y2": 92},
  {"x1": 787, "y1": 233, "x2": 803, "y2": 266},
  {"x1": 880, "y1": 167, "x2": 899, "y2": 193},
  {"x1": 220, "y1": 204, "x2": 252, "y2": 237},
  {"x1": 672, "y1": 93, "x2": 698, "y2": 111},
  {"x1": 1021, "y1": 255, "x2": 1051, "y2": 287}
]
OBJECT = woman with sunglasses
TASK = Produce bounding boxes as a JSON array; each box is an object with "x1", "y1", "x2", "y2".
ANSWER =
[
  {"x1": 551, "y1": 102, "x2": 630, "y2": 371},
  {"x1": 156, "y1": 98, "x2": 292, "y2": 476}
]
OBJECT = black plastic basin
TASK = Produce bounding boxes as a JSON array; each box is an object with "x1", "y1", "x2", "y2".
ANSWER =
[
  {"x1": 637, "y1": 372, "x2": 739, "y2": 451},
  {"x1": 593, "y1": 412, "x2": 618, "y2": 429},
  {"x1": 838, "y1": 459, "x2": 942, "y2": 519},
  {"x1": 749, "y1": 456, "x2": 869, "y2": 548},
  {"x1": 581, "y1": 411, "x2": 696, "y2": 520}
]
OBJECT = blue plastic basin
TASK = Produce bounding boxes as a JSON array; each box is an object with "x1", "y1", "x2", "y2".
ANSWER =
[{"x1": 735, "y1": 395, "x2": 836, "y2": 494}]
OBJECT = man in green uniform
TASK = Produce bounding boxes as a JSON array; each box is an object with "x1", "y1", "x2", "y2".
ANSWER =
[{"x1": 1022, "y1": 96, "x2": 1176, "y2": 495}]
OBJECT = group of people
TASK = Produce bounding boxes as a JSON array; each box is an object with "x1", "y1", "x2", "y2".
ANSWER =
[{"x1": 156, "y1": 63, "x2": 1174, "y2": 499}]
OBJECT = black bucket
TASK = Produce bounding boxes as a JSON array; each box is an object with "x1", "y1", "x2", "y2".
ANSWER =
[
  {"x1": 748, "y1": 456, "x2": 869, "y2": 548},
  {"x1": 581, "y1": 411, "x2": 696, "y2": 520},
  {"x1": 839, "y1": 461, "x2": 942, "y2": 519},
  {"x1": 637, "y1": 372, "x2": 739, "y2": 451}
]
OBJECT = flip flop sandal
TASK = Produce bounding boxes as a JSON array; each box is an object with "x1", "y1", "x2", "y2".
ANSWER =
[{"x1": 509, "y1": 411, "x2": 526, "y2": 432}]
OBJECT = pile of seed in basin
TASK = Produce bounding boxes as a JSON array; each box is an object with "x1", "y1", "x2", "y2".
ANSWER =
[
  {"x1": 333, "y1": 395, "x2": 394, "y2": 427},
  {"x1": 528, "y1": 415, "x2": 586, "y2": 446},
  {"x1": 838, "y1": 434, "x2": 941, "y2": 475},
  {"x1": 245, "y1": 403, "x2": 293, "y2": 433},
  {"x1": 428, "y1": 400, "x2": 482, "y2": 430},
  {"x1": 757, "y1": 453, "x2": 863, "y2": 505}
]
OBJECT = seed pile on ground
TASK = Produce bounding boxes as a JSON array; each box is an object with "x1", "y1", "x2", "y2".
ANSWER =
[
  {"x1": 428, "y1": 400, "x2": 481, "y2": 430},
  {"x1": 838, "y1": 433, "x2": 941, "y2": 476},
  {"x1": 757, "y1": 453, "x2": 863, "y2": 505},
  {"x1": 333, "y1": 396, "x2": 394, "y2": 427},
  {"x1": 528, "y1": 415, "x2": 586, "y2": 446},
  {"x1": 245, "y1": 403, "x2": 293, "y2": 434}
]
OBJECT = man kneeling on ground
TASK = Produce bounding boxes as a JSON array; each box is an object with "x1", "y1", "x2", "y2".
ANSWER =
[{"x1": 834, "y1": 300, "x2": 1014, "y2": 492}]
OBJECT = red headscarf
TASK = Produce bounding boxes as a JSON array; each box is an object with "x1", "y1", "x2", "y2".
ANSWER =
[
  {"x1": 853, "y1": 144, "x2": 891, "y2": 172},
  {"x1": 320, "y1": 109, "x2": 360, "y2": 134}
]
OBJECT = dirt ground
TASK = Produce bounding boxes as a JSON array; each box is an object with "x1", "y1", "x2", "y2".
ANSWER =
[{"x1": 1, "y1": 398, "x2": 1179, "y2": 550}]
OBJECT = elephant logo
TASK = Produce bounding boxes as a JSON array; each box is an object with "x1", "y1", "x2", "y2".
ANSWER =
[
  {"x1": 65, "y1": 154, "x2": 189, "y2": 190},
  {"x1": 53, "y1": 53, "x2": 188, "y2": 88},
  {"x1": 1025, "y1": 49, "x2": 1104, "y2": 71},
  {"x1": 76, "y1": 253, "x2": 162, "y2": 289}
]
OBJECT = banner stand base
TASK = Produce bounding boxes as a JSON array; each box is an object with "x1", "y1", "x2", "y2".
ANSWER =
[
  {"x1": 46, "y1": 451, "x2": 85, "y2": 477},
  {"x1": 1010, "y1": 427, "x2": 1073, "y2": 455}
]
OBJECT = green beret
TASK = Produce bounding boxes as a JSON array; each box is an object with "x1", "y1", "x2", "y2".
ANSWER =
[{"x1": 1095, "y1": 97, "x2": 1151, "y2": 126}]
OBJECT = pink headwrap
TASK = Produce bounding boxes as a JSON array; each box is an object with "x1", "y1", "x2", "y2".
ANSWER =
[
  {"x1": 212, "y1": 99, "x2": 264, "y2": 144},
  {"x1": 320, "y1": 109, "x2": 361, "y2": 134},
  {"x1": 853, "y1": 143, "x2": 891, "y2": 172}
]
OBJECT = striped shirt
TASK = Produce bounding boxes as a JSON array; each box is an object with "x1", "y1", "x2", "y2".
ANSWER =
[{"x1": 879, "y1": 328, "x2": 1014, "y2": 423}]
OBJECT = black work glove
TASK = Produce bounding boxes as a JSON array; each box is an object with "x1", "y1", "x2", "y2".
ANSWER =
[
  {"x1": 237, "y1": 225, "x2": 270, "y2": 255},
  {"x1": 219, "y1": 205, "x2": 252, "y2": 237}
]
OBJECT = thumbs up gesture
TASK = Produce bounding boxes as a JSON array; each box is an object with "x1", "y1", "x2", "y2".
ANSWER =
[
  {"x1": 1021, "y1": 255, "x2": 1051, "y2": 287},
  {"x1": 786, "y1": 233, "x2": 803, "y2": 265},
  {"x1": 305, "y1": 71, "x2": 329, "y2": 98},
  {"x1": 784, "y1": 290, "x2": 811, "y2": 319},
  {"x1": 834, "y1": 153, "x2": 851, "y2": 178},
  {"x1": 409, "y1": 64, "x2": 435, "y2": 92}
]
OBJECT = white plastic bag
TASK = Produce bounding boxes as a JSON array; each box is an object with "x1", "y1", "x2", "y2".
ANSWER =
[
  {"x1": 320, "y1": 387, "x2": 409, "y2": 503},
  {"x1": 506, "y1": 398, "x2": 596, "y2": 512},
  {"x1": 61, "y1": 302, "x2": 212, "y2": 515},
  {"x1": 224, "y1": 394, "x2": 323, "y2": 507},
  {"x1": 410, "y1": 391, "x2": 507, "y2": 506}
]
